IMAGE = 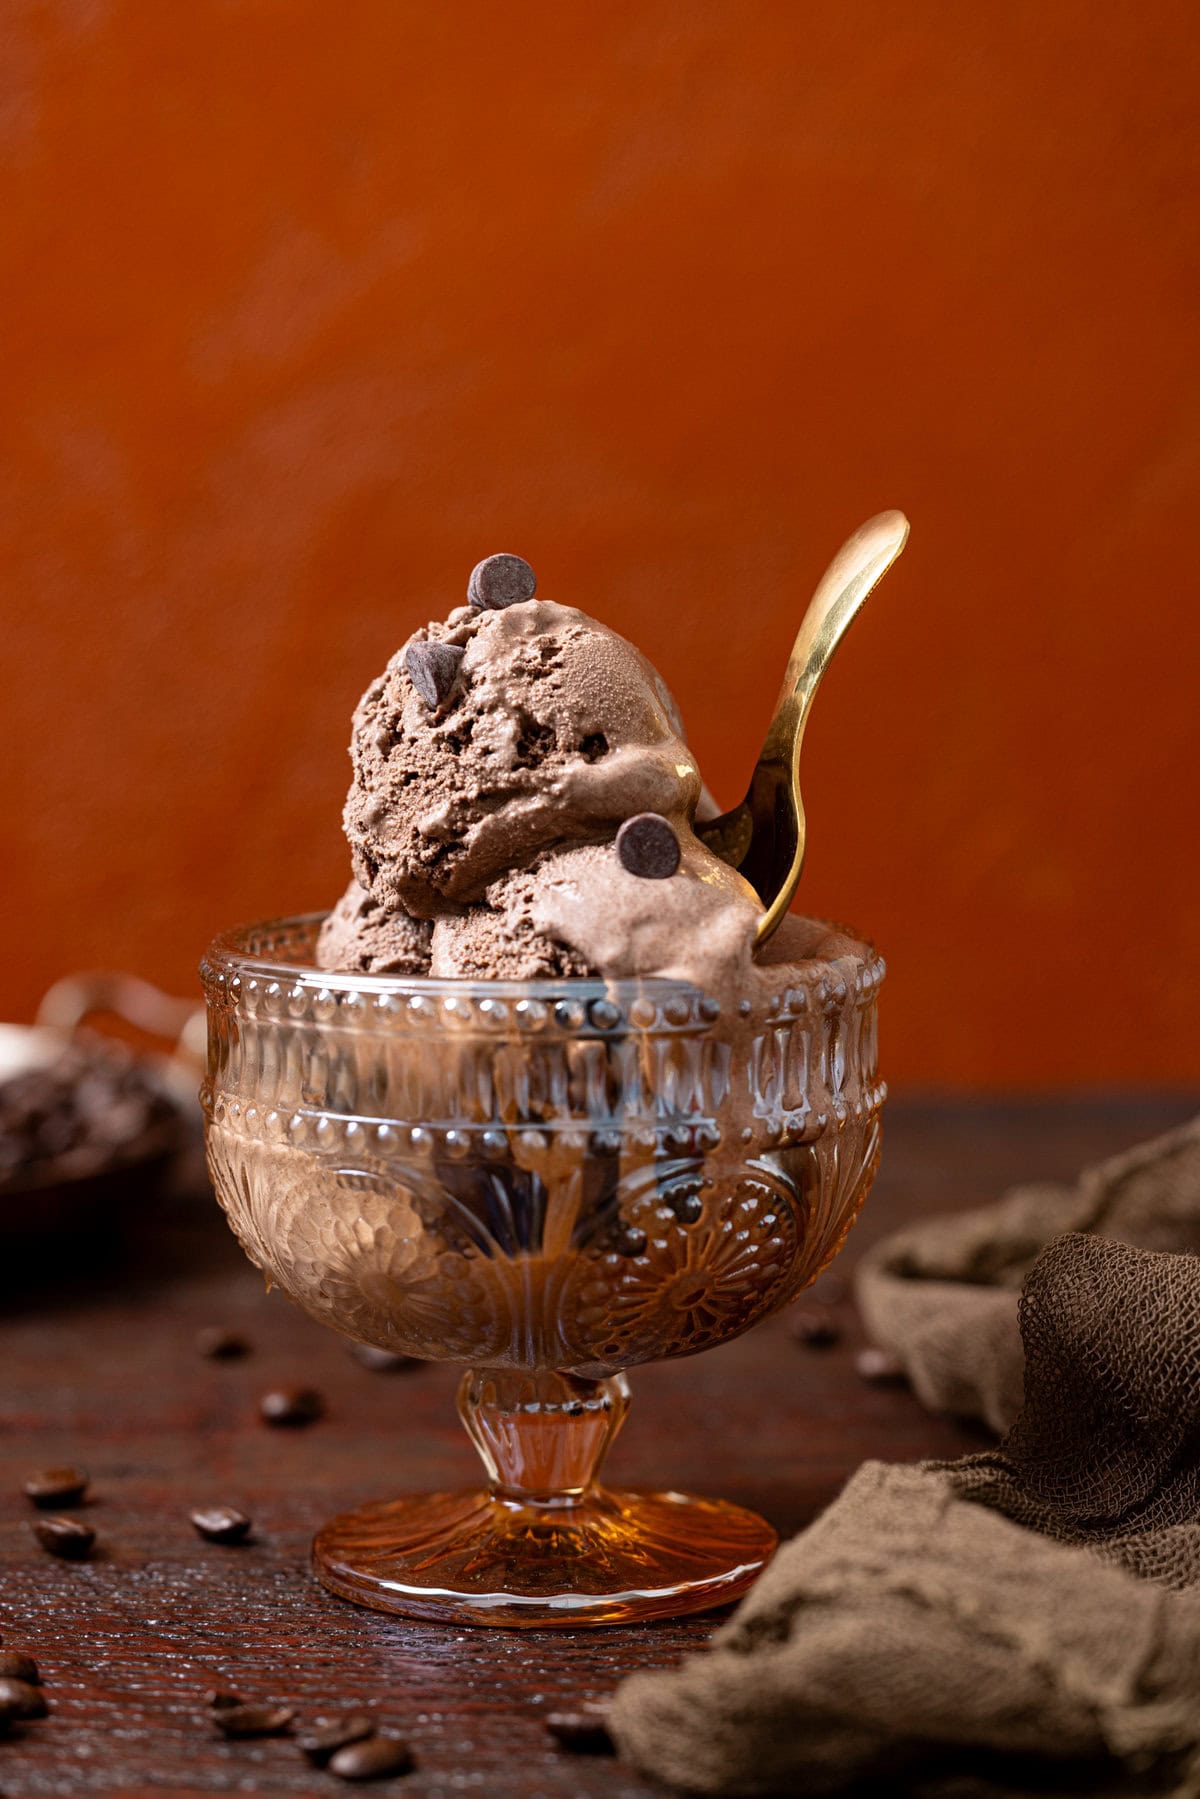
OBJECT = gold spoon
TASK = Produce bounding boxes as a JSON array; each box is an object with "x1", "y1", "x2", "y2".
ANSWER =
[{"x1": 696, "y1": 509, "x2": 909, "y2": 946}]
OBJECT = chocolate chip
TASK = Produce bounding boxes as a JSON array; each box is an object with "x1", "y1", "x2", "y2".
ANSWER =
[
  {"x1": 0, "y1": 1679, "x2": 47, "y2": 1722},
  {"x1": 195, "y1": 1326, "x2": 250, "y2": 1360},
  {"x1": 298, "y1": 1713, "x2": 376, "y2": 1767},
  {"x1": 189, "y1": 1506, "x2": 252, "y2": 1545},
  {"x1": 615, "y1": 813, "x2": 681, "y2": 880},
  {"x1": 259, "y1": 1386, "x2": 323, "y2": 1427},
  {"x1": 23, "y1": 1466, "x2": 89, "y2": 1508},
  {"x1": 213, "y1": 1702, "x2": 295, "y2": 1739},
  {"x1": 544, "y1": 1708, "x2": 614, "y2": 1754},
  {"x1": 617, "y1": 1226, "x2": 647, "y2": 1258},
  {"x1": 349, "y1": 1343, "x2": 422, "y2": 1373},
  {"x1": 405, "y1": 640, "x2": 464, "y2": 708},
  {"x1": 31, "y1": 1516, "x2": 95, "y2": 1559},
  {"x1": 467, "y1": 552, "x2": 536, "y2": 610},
  {"x1": 789, "y1": 1310, "x2": 840, "y2": 1349},
  {"x1": 328, "y1": 1733, "x2": 414, "y2": 1780},
  {"x1": 0, "y1": 1654, "x2": 39, "y2": 1685},
  {"x1": 856, "y1": 1346, "x2": 907, "y2": 1385}
]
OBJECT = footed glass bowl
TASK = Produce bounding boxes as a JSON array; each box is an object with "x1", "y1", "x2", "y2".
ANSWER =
[{"x1": 201, "y1": 914, "x2": 884, "y2": 1626}]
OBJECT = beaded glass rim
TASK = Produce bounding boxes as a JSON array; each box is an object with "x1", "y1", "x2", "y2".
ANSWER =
[{"x1": 200, "y1": 911, "x2": 883, "y2": 1011}]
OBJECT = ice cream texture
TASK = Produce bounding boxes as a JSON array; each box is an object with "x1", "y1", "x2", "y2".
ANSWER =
[{"x1": 317, "y1": 555, "x2": 852, "y2": 991}]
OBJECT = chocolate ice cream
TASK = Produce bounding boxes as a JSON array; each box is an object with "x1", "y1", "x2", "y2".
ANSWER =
[
  {"x1": 317, "y1": 554, "x2": 765, "y2": 987},
  {"x1": 316, "y1": 880, "x2": 431, "y2": 977}
]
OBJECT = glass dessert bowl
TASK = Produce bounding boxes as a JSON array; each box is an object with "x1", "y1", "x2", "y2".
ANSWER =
[{"x1": 201, "y1": 912, "x2": 884, "y2": 1627}]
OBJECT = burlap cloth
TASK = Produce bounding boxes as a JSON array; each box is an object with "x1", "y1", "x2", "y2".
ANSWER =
[{"x1": 611, "y1": 1116, "x2": 1200, "y2": 1797}]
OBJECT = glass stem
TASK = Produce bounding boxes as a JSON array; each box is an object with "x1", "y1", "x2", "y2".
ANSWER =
[{"x1": 458, "y1": 1369, "x2": 631, "y2": 1507}]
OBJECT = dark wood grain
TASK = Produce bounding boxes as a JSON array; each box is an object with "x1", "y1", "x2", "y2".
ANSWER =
[{"x1": 0, "y1": 1094, "x2": 1193, "y2": 1796}]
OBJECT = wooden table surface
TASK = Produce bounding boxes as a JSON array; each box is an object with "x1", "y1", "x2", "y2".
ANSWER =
[{"x1": 1, "y1": 1093, "x2": 1194, "y2": 1799}]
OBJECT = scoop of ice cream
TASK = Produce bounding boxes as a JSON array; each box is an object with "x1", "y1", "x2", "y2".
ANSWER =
[
  {"x1": 344, "y1": 598, "x2": 701, "y2": 918},
  {"x1": 479, "y1": 838, "x2": 761, "y2": 988},
  {"x1": 315, "y1": 556, "x2": 772, "y2": 989}
]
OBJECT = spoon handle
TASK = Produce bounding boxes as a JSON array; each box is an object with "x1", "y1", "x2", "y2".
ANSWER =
[
  {"x1": 750, "y1": 509, "x2": 909, "y2": 944},
  {"x1": 764, "y1": 509, "x2": 908, "y2": 763}
]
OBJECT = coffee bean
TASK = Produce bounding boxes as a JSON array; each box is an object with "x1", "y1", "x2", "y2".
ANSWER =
[
  {"x1": 616, "y1": 813, "x2": 681, "y2": 880},
  {"x1": 195, "y1": 1326, "x2": 250, "y2": 1360},
  {"x1": 190, "y1": 1506, "x2": 252, "y2": 1545},
  {"x1": 349, "y1": 1343, "x2": 422, "y2": 1373},
  {"x1": 259, "y1": 1386, "x2": 323, "y2": 1427},
  {"x1": 856, "y1": 1346, "x2": 907, "y2": 1385},
  {"x1": 467, "y1": 552, "x2": 537, "y2": 610},
  {"x1": 32, "y1": 1516, "x2": 95, "y2": 1559},
  {"x1": 617, "y1": 1226, "x2": 647, "y2": 1258},
  {"x1": 405, "y1": 641, "x2": 464, "y2": 709},
  {"x1": 544, "y1": 1708, "x2": 614, "y2": 1754},
  {"x1": 329, "y1": 1734, "x2": 414, "y2": 1780},
  {"x1": 0, "y1": 1654, "x2": 38, "y2": 1685},
  {"x1": 0, "y1": 1679, "x2": 47, "y2": 1721},
  {"x1": 789, "y1": 1310, "x2": 840, "y2": 1348},
  {"x1": 23, "y1": 1466, "x2": 89, "y2": 1508},
  {"x1": 214, "y1": 1702, "x2": 295, "y2": 1739},
  {"x1": 298, "y1": 1713, "x2": 376, "y2": 1767}
]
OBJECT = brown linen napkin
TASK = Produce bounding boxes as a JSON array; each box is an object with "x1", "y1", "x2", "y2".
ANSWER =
[
  {"x1": 856, "y1": 1116, "x2": 1200, "y2": 1433},
  {"x1": 611, "y1": 1118, "x2": 1200, "y2": 1797}
]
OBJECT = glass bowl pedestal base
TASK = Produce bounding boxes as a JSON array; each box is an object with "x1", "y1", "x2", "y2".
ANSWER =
[{"x1": 312, "y1": 1369, "x2": 776, "y2": 1626}]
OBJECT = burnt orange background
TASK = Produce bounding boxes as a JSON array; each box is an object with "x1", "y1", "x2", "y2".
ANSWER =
[{"x1": 2, "y1": 2, "x2": 1198, "y2": 1087}]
